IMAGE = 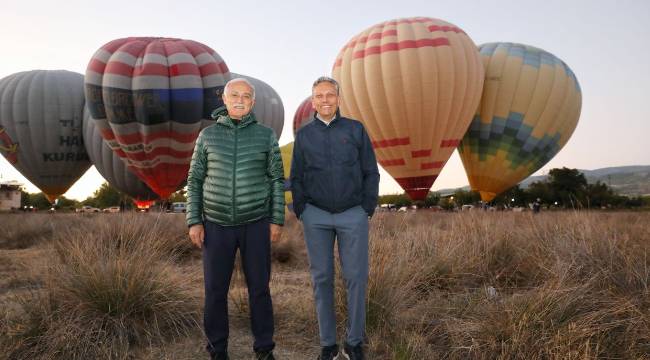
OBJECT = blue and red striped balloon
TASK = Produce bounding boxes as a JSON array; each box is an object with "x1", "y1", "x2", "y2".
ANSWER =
[{"x1": 85, "y1": 37, "x2": 231, "y2": 198}]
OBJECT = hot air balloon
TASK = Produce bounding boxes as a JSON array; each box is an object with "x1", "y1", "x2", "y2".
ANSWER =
[
  {"x1": 0, "y1": 70, "x2": 91, "y2": 202},
  {"x1": 230, "y1": 73, "x2": 284, "y2": 138},
  {"x1": 293, "y1": 96, "x2": 314, "y2": 137},
  {"x1": 332, "y1": 17, "x2": 484, "y2": 200},
  {"x1": 85, "y1": 37, "x2": 231, "y2": 199},
  {"x1": 82, "y1": 109, "x2": 159, "y2": 208},
  {"x1": 279, "y1": 142, "x2": 293, "y2": 211},
  {"x1": 458, "y1": 43, "x2": 582, "y2": 202}
]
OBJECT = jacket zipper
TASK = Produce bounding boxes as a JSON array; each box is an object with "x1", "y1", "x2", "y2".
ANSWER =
[
  {"x1": 327, "y1": 124, "x2": 337, "y2": 211},
  {"x1": 232, "y1": 125, "x2": 238, "y2": 222}
]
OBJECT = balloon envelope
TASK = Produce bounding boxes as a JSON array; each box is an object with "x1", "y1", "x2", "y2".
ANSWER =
[
  {"x1": 293, "y1": 96, "x2": 314, "y2": 137},
  {"x1": 280, "y1": 142, "x2": 293, "y2": 211},
  {"x1": 82, "y1": 108, "x2": 159, "y2": 202},
  {"x1": 230, "y1": 73, "x2": 284, "y2": 138},
  {"x1": 85, "y1": 37, "x2": 230, "y2": 199},
  {"x1": 332, "y1": 17, "x2": 484, "y2": 200},
  {"x1": 0, "y1": 70, "x2": 91, "y2": 202},
  {"x1": 458, "y1": 43, "x2": 582, "y2": 202}
]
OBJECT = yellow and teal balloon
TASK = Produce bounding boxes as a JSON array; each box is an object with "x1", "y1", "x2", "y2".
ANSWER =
[
  {"x1": 280, "y1": 142, "x2": 293, "y2": 211},
  {"x1": 458, "y1": 43, "x2": 582, "y2": 202}
]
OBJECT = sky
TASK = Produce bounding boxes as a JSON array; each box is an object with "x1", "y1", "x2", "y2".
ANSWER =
[{"x1": 0, "y1": 0, "x2": 648, "y2": 200}]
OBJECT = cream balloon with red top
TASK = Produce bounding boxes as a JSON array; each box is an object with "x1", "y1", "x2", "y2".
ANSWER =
[{"x1": 332, "y1": 17, "x2": 484, "y2": 200}]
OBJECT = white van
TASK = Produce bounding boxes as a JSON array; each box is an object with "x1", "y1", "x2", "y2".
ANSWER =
[{"x1": 172, "y1": 202, "x2": 186, "y2": 213}]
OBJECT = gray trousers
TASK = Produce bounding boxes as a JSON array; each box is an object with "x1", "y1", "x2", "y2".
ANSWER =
[{"x1": 301, "y1": 203, "x2": 369, "y2": 347}]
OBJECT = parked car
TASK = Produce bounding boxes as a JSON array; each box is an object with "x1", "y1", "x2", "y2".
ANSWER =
[
  {"x1": 76, "y1": 205, "x2": 100, "y2": 213},
  {"x1": 171, "y1": 202, "x2": 186, "y2": 213},
  {"x1": 103, "y1": 206, "x2": 121, "y2": 213}
]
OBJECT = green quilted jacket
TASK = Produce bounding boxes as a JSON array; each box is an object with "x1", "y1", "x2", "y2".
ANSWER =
[{"x1": 186, "y1": 111, "x2": 285, "y2": 227}]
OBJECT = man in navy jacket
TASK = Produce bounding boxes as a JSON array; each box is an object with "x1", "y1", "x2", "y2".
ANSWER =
[{"x1": 291, "y1": 76, "x2": 379, "y2": 360}]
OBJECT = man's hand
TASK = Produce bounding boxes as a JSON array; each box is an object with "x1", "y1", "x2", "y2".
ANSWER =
[
  {"x1": 270, "y1": 224, "x2": 282, "y2": 243},
  {"x1": 189, "y1": 224, "x2": 205, "y2": 248}
]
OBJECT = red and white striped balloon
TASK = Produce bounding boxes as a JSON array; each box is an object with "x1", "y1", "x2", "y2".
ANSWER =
[
  {"x1": 84, "y1": 37, "x2": 231, "y2": 198},
  {"x1": 292, "y1": 96, "x2": 314, "y2": 137}
]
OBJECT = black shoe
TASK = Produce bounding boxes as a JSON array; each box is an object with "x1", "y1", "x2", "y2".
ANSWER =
[
  {"x1": 210, "y1": 352, "x2": 229, "y2": 360},
  {"x1": 256, "y1": 350, "x2": 276, "y2": 360},
  {"x1": 318, "y1": 344, "x2": 340, "y2": 360},
  {"x1": 343, "y1": 342, "x2": 364, "y2": 360}
]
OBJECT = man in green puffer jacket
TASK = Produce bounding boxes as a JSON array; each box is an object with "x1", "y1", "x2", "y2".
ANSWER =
[{"x1": 186, "y1": 78, "x2": 284, "y2": 360}]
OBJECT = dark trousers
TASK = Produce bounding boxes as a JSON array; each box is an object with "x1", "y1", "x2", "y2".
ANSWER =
[{"x1": 203, "y1": 218, "x2": 274, "y2": 355}]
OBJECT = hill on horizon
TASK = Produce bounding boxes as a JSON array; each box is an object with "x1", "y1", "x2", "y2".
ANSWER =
[{"x1": 435, "y1": 165, "x2": 650, "y2": 197}]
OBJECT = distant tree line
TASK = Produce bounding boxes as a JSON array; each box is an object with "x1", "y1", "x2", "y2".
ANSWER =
[
  {"x1": 378, "y1": 167, "x2": 650, "y2": 210},
  {"x1": 20, "y1": 182, "x2": 187, "y2": 211},
  {"x1": 18, "y1": 167, "x2": 648, "y2": 211}
]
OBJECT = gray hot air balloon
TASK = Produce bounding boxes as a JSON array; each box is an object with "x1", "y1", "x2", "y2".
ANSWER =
[
  {"x1": 230, "y1": 73, "x2": 284, "y2": 138},
  {"x1": 0, "y1": 70, "x2": 90, "y2": 202},
  {"x1": 82, "y1": 109, "x2": 159, "y2": 205}
]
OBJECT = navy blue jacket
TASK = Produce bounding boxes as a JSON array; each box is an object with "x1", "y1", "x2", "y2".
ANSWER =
[{"x1": 290, "y1": 114, "x2": 380, "y2": 219}]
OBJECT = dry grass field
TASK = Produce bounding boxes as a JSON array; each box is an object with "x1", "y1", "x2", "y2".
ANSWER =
[{"x1": 1, "y1": 210, "x2": 649, "y2": 359}]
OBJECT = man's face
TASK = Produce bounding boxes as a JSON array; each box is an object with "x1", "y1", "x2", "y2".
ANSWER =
[
  {"x1": 223, "y1": 81, "x2": 255, "y2": 119},
  {"x1": 312, "y1": 82, "x2": 339, "y2": 120}
]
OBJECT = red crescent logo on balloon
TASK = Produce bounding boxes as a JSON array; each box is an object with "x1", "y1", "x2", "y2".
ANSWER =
[{"x1": 0, "y1": 126, "x2": 18, "y2": 164}]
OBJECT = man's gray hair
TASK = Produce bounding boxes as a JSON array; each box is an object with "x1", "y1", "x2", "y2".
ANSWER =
[
  {"x1": 224, "y1": 77, "x2": 256, "y2": 100},
  {"x1": 312, "y1": 76, "x2": 340, "y2": 95}
]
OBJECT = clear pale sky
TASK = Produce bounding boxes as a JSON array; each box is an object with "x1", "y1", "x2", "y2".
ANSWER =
[{"x1": 0, "y1": 0, "x2": 648, "y2": 200}]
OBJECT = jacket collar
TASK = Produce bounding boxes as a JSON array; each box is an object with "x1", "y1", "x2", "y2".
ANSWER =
[
  {"x1": 211, "y1": 106, "x2": 257, "y2": 129},
  {"x1": 313, "y1": 109, "x2": 341, "y2": 128}
]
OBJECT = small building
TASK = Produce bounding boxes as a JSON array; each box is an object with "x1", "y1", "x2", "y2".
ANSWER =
[{"x1": 0, "y1": 180, "x2": 22, "y2": 211}]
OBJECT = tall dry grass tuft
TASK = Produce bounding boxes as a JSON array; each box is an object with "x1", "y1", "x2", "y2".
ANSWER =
[
  {"x1": 0, "y1": 214, "x2": 76, "y2": 250},
  {"x1": 66, "y1": 213, "x2": 202, "y2": 262},
  {"x1": 336, "y1": 211, "x2": 650, "y2": 359},
  {"x1": 1, "y1": 213, "x2": 201, "y2": 360}
]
